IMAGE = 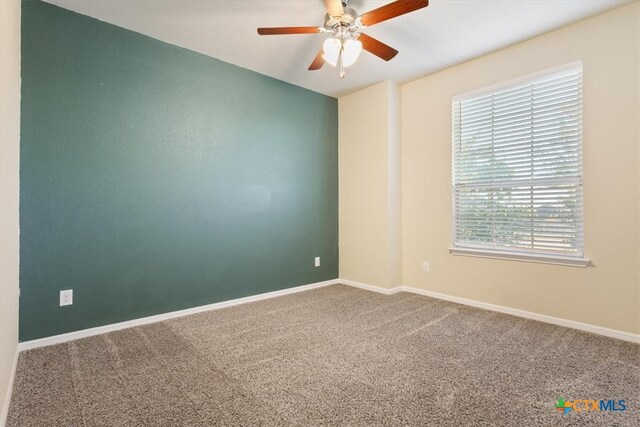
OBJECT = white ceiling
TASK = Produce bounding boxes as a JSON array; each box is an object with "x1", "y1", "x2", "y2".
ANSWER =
[{"x1": 45, "y1": 0, "x2": 630, "y2": 98}]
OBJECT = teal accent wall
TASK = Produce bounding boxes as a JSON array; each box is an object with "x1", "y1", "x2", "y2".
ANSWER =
[{"x1": 20, "y1": 1, "x2": 338, "y2": 341}]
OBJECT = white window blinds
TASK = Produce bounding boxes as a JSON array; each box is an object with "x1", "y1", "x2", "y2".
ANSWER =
[{"x1": 452, "y1": 63, "x2": 584, "y2": 259}]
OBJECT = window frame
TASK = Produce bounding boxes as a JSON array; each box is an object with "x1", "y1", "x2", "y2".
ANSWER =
[{"x1": 449, "y1": 61, "x2": 589, "y2": 267}]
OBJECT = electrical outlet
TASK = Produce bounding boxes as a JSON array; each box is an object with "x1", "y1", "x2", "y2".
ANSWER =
[
  {"x1": 59, "y1": 289, "x2": 73, "y2": 306},
  {"x1": 422, "y1": 262, "x2": 430, "y2": 273},
  {"x1": 315, "y1": 257, "x2": 321, "y2": 267}
]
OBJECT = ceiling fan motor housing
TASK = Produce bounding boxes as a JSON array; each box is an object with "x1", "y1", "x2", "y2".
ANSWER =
[{"x1": 324, "y1": 7, "x2": 358, "y2": 31}]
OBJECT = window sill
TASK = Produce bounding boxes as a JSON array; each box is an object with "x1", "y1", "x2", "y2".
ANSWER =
[{"x1": 449, "y1": 247, "x2": 590, "y2": 268}]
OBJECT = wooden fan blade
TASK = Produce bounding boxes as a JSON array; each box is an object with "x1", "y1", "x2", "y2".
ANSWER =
[
  {"x1": 359, "y1": 33, "x2": 398, "y2": 61},
  {"x1": 257, "y1": 27, "x2": 321, "y2": 35},
  {"x1": 360, "y1": 0, "x2": 429, "y2": 27},
  {"x1": 308, "y1": 48, "x2": 325, "y2": 71},
  {"x1": 324, "y1": 0, "x2": 344, "y2": 17}
]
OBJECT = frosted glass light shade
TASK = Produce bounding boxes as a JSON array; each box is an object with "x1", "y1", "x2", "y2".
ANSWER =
[
  {"x1": 342, "y1": 39, "x2": 362, "y2": 67},
  {"x1": 322, "y1": 38, "x2": 341, "y2": 67}
]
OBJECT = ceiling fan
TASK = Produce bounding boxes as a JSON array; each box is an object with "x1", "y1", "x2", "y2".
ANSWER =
[{"x1": 257, "y1": 0, "x2": 429, "y2": 79}]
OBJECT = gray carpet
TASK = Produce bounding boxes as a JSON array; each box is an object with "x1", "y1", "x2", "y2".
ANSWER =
[{"x1": 7, "y1": 284, "x2": 639, "y2": 426}]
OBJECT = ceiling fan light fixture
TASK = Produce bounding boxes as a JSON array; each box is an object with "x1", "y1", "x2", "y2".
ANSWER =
[
  {"x1": 322, "y1": 36, "x2": 361, "y2": 69},
  {"x1": 322, "y1": 37, "x2": 341, "y2": 67}
]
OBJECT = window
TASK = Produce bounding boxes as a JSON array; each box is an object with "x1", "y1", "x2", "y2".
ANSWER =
[{"x1": 451, "y1": 62, "x2": 587, "y2": 267}]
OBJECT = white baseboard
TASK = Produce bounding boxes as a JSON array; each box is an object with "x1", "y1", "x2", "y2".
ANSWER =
[
  {"x1": 16, "y1": 277, "x2": 639, "y2": 352},
  {"x1": 0, "y1": 349, "x2": 19, "y2": 427},
  {"x1": 18, "y1": 279, "x2": 341, "y2": 351},
  {"x1": 339, "y1": 279, "x2": 637, "y2": 343},
  {"x1": 339, "y1": 279, "x2": 401, "y2": 295},
  {"x1": 398, "y1": 285, "x2": 639, "y2": 343}
]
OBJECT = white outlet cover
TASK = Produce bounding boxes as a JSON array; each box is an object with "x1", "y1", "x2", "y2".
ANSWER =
[
  {"x1": 422, "y1": 262, "x2": 430, "y2": 273},
  {"x1": 315, "y1": 257, "x2": 320, "y2": 267},
  {"x1": 60, "y1": 289, "x2": 73, "y2": 306}
]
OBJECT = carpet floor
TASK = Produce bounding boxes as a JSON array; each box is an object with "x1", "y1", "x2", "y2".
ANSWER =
[{"x1": 7, "y1": 284, "x2": 639, "y2": 426}]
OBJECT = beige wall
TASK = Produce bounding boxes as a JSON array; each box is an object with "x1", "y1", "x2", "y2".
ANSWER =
[
  {"x1": 339, "y1": 81, "x2": 401, "y2": 288},
  {"x1": 400, "y1": 3, "x2": 639, "y2": 334},
  {"x1": 0, "y1": 0, "x2": 21, "y2": 422}
]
